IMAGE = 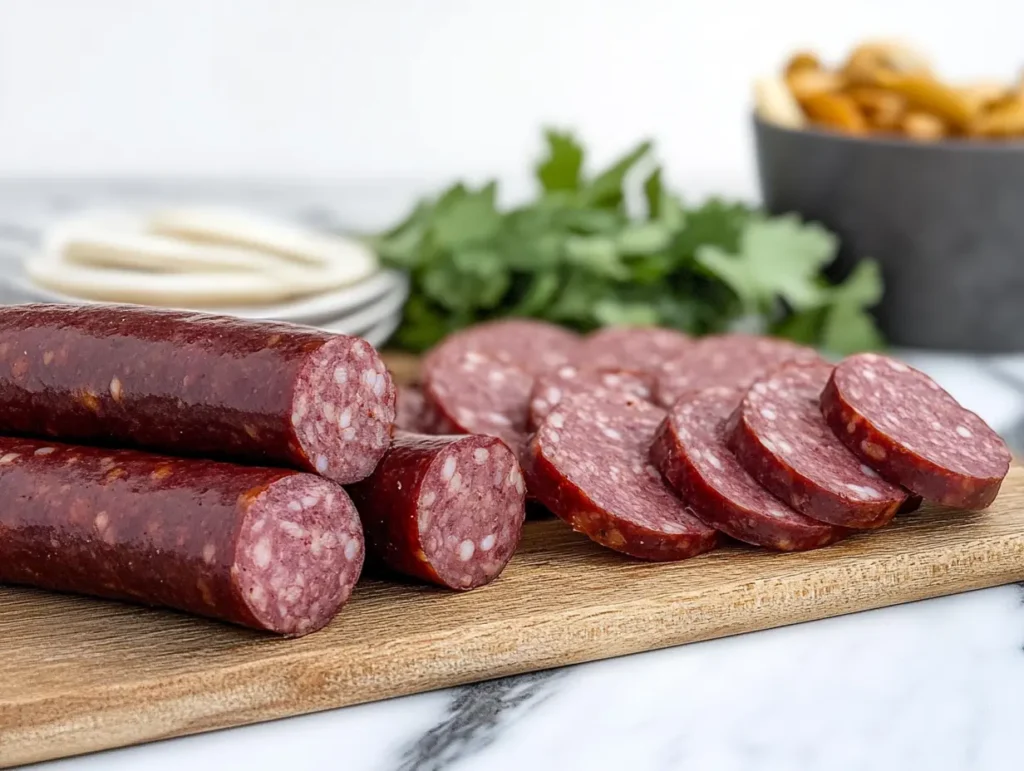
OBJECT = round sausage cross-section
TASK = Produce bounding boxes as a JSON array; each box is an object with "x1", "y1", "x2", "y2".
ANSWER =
[
  {"x1": 575, "y1": 326, "x2": 692, "y2": 374},
  {"x1": 523, "y1": 391, "x2": 718, "y2": 561},
  {"x1": 527, "y1": 365, "x2": 653, "y2": 431},
  {"x1": 348, "y1": 432, "x2": 526, "y2": 590},
  {"x1": 821, "y1": 353, "x2": 1011, "y2": 509},
  {"x1": 727, "y1": 362, "x2": 907, "y2": 528},
  {"x1": 396, "y1": 385, "x2": 427, "y2": 432},
  {"x1": 654, "y1": 334, "x2": 820, "y2": 407},
  {"x1": 423, "y1": 318, "x2": 580, "y2": 378},
  {"x1": 422, "y1": 349, "x2": 533, "y2": 455},
  {"x1": 651, "y1": 386, "x2": 847, "y2": 551},
  {"x1": 0, "y1": 438, "x2": 364, "y2": 636},
  {"x1": 0, "y1": 304, "x2": 395, "y2": 485}
]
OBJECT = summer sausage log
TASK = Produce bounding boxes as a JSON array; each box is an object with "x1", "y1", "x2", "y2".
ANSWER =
[
  {"x1": 347, "y1": 432, "x2": 526, "y2": 590},
  {"x1": 523, "y1": 391, "x2": 718, "y2": 561},
  {"x1": 650, "y1": 386, "x2": 847, "y2": 551},
  {"x1": 821, "y1": 353, "x2": 1011, "y2": 509},
  {"x1": 654, "y1": 334, "x2": 820, "y2": 408},
  {"x1": 726, "y1": 362, "x2": 907, "y2": 528},
  {"x1": 0, "y1": 437, "x2": 363, "y2": 636},
  {"x1": 527, "y1": 365, "x2": 654, "y2": 431},
  {"x1": 575, "y1": 326, "x2": 692, "y2": 373},
  {"x1": 0, "y1": 304, "x2": 395, "y2": 484}
]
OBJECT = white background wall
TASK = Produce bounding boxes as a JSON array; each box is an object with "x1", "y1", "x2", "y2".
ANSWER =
[{"x1": 0, "y1": 0, "x2": 1020, "y2": 204}]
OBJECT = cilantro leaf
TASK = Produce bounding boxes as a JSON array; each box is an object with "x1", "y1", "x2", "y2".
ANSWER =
[
  {"x1": 431, "y1": 182, "x2": 501, "y2": 249},
  {"x1": 536, "y1": 130, "x2": 585, "y2": 193},
  {"x1": 819, "y1": 259, "x2": 886, "y2": 354},
  {"x1": 695, "y1": 216, "x2": 837, "y2": 314},
  {"x1": 582, "y1": 140, "x2": 652, "y2": 209},
  {"x1": 643, "y1": 167, "x2": 663, "y2": 219}
]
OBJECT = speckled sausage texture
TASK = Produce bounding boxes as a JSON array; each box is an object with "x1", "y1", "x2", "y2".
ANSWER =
[
  {"x1": 527, "y1": 365, "x2": 654, "y2": 431},
  {"x1": 651, "y1": 386, "x2": 847, "y2": 551},
  {"x1": 347, "y1": 432, "x2": 526, "y2": 590},
  {"x1": 575, "y1": 326, "x2": 692, "y2": 374},
  {"x1": 423, "y1": 318, "x2": 581, "y2": 378},
  {"x1": 0, "y1": 304, "x2": 395, "y2": 484},
  {"x1": 821, "y1": 353, "x2": 1011, "y2": 509},
  {"x1": 523, "y1": 391, "x2": 717, "y2": 561},
  {"x1": 420, "y1": 319, "x2": 581, "y2": 457},
  {"x1": 654, "y1": 334, "x2": 821, "y2": 408},
  {"x1": 396, "y1": 386, "x2": 427, "y2": 432},
  {"x1": 727, "y1": 362, "x2": 907, "y2": 529},
  {"x1": 0, "y1": 437, "x2": 364, "y2": 636}
]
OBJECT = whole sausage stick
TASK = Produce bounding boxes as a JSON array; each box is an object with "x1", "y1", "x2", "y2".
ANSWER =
[
  {"x1": 0, "y1": 437, "x2": 363, "y2": 636},
  {"x1": 0, "y1": 303, "x2": 395, "y2": 485}
]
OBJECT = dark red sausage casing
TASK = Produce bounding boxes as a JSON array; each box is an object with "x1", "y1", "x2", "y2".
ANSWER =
[
  {"x1": 347, "y1": 432, "x2": 526, "y2": 590},
  {"x1": 0, "y1": 304, "x2": 395, "y2": 484},
  {"x1": 727, "y1": 362, "x2": 907, "y2": 529},
  {"x1": 651, "y1": 386, "x2": 847, "y2": 551},
  {"x1": 523, "y1": 390, "x2": 717, "y2": 561},
  {"x1": 821, "y1": 353, "x2": 1011, "y2": 509},
  {"x1": 0, "y1": 437, "x2": 364, "y2": 636}
]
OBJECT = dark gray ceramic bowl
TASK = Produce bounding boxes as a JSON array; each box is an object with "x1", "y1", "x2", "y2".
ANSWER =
[{"x1": 755, "y1": 116, "x2": 1024, "y2": 352}]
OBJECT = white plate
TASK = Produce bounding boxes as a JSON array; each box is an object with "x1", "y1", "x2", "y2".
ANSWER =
[{"x1": 4, "y1": 269, "x2": 408, "y2": 325}]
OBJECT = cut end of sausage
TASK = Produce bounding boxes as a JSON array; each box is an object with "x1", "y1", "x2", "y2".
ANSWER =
[
  {"x1": 728, "y1": 362, "x2": 905, "y2": 529},
  {"x1": 576, "y1": 326, "x2": 692, "y2": 373},
  {"x1": 526, "y1": 391, "x2": 717, "y2": 561},
  {"x1": 824, "y1": 353, "x2": 1011, "y2": 508},
  {"x1": 234, "y1": 475, "x2": 364, "y2": 636},
  {"x1": 527, "y1": 365, "x2": 653, "y2": 431},
  {"x1": 293, "y1": 336, "x2": 396, "y2": 485},
  {"x1": 417, "y1": 436, "x2": 526, "y2": 590},
  {"x1": 422, "y1": 349, "x2": 532, "y2": 451},
  {"x1": 396, "y1": 385, "x2": 427, "y2": 432},
  {"x1": 653, "y1": 386, "x2": 846, "y2": 551},
  {"x1": 654, "y1": 334, "x2": 821, "y2": 408}
]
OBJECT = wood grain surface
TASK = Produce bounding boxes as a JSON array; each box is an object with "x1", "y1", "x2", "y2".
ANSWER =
[{"x1": 4, "y1": 464, "x2": 1024, "y2": 766}]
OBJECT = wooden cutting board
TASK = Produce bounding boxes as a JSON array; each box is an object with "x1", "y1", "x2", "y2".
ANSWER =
[
  {"x1": 3, "y1": 352, "x2": 1024, "y2": 766},
  {"x1": 4, "y1": 471, "x2": 1024, "y2": 767}
]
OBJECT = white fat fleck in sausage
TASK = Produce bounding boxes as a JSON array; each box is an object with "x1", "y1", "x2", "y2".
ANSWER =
[
  {"x1": 441, "y1": 456, "x2": 457, "y2": 482},
  {"x1": 458, "y1": 539, "x2": 475, "y2": 561}
]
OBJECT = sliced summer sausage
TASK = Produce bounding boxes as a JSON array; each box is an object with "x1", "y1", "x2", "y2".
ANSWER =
[
  {"x1": 347, "y1": 432, "x2": 526, "y2": 590},
  {"x1": 726, "y1": 362, "x2": 907, "y2": 528},
  {"x1": 821, "y1": 353, "x2": 1011, "y2": 509},
  {"x1": 527, "y1": 365, "x2": 654, "y2": 431},
  {"x1": 0, "y1": 304, "x2": 395, "y2": 485},
  {"x1": 654, "y1": 334, "x2": 820, "y2": 407},
  {"x1": 650, "y1": 386, "x2": 847, "y2": 551},
  {"x1": 423, "y1": 318, "x2": 580, "y2": 378},
  {"x1": 421, "y1": 349, "x2": 533, "y2": 456},
  {"x1": 523, "y1": 390, "x2": 718, "y2": 561},
  {"x1": 575, "y1": 326, "x2": 692, "y2": 373},
  {"x1": 396, "y1": 386, "x2": 427, "y2": 432},
  {"x1": 0, "y1": 438, "x2": 363, "y2": 636}
]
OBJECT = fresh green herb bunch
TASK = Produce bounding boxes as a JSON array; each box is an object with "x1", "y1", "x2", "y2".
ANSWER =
[{"x1": 374, "y1": 129, "x2": 884, "y2": 354}]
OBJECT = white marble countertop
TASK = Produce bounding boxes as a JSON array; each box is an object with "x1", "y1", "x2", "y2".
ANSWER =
[{"x1": 5, "y1": 184, "x2": 1024, "y2": 771}]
